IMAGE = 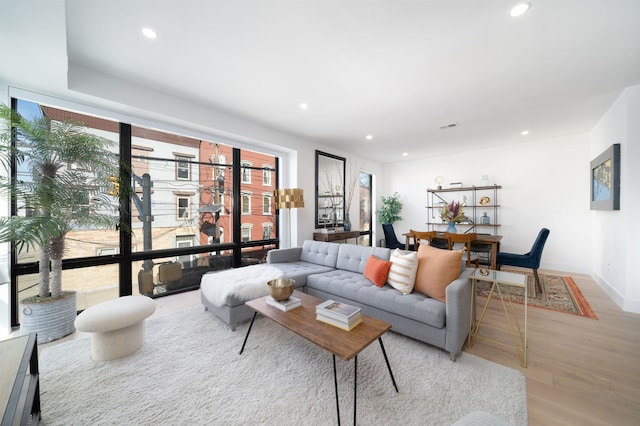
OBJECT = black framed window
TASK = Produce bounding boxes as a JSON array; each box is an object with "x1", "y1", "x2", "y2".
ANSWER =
[{"x1": 6, "y1": 97, "x2": 281, "y2": 327}]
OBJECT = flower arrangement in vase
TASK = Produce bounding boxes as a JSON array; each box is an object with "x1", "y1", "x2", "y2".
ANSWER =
[{"x1": 440, "y1": 201, "x2": 464, "y2": 233}]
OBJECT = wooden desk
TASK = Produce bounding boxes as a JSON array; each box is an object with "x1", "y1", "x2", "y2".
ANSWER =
[
  {"x1": 403, "y1": 231, "x2": 502, "y2": 269},
  {"x1": 313, "y1": 230, "x2": 361, "y2": 243}
]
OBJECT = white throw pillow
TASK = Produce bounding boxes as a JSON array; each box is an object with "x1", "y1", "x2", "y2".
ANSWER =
[{"x1": 387, "y1": 249, "x2": 419, "y2": 295}]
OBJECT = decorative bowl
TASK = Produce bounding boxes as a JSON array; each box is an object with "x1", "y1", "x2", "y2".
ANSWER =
[
  {"x1": 267, "y1": 278, "x2": 296, "y2": 301},
  {"x1": 479, "y1": 196, "x2": 491, "y2": 206}
]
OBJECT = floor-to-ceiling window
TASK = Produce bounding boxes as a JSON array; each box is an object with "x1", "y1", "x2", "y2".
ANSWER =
[
  {"x1": 12, "y1": 100, "x2": 123, "y2": 311},
  {"x1": 7, "y1": 98, "x2": 279, "y2": 327}
]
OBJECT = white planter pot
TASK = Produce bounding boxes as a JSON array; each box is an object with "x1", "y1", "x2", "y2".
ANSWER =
[{"x1": 20, "y1": 292, "x2": 77, "y2": 344}]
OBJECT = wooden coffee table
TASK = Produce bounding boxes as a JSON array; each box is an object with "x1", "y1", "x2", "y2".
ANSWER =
[{"x1": 240, "y1": 291, "x2": 398, "y2": 425}]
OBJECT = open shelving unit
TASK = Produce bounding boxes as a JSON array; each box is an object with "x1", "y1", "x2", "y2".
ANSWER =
[{"x1": 426, "y1": 185, "x2": 502, "y2": 235}]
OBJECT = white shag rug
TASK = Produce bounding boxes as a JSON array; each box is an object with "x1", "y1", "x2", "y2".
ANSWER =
[
  {"x1": 39, "y1": 306, "x2": 527, "y2": 425},
  {"x1": 200, "y1": 264, "x2": 284, "y2": 307}
]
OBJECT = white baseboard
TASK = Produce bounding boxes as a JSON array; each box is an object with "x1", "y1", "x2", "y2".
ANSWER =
[{"x1": 591, "y1": 271, "x2": 640, "y2": 314}]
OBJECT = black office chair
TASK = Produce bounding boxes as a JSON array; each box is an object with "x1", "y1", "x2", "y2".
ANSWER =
[
  {"x1": 470, "y1": 233, "x2": 492, "y2": 266},
  {"x1": 497, "y1": 228, "x2": 550, "y2": 299},
  {"x1": 382, "y1": 223, "x2": 414, "y2": 250}
]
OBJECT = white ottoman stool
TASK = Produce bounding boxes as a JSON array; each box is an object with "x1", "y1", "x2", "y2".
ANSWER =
[{"x1": 75, "y1": 295, "x2": 156, "y2": 361}]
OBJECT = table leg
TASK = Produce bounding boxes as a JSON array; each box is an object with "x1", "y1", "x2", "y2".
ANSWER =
[
  {"x1": 496, "y1": 284, "x2": 527, "y2": 368},
  {"x1": 470, "y1": 281, "x2": 497, "y2": 345},
  {"x1": 490, "y1": 241, "x2": 498, "y2": 269},
  {"x1": 524, "y1": 283, "x2": 528, "y2": 367},
  {"x1": 238, "y1": 312, "x2": 257, "y2": 355},
  {"x1": 378, "y1": 337, "x2": 399, "y2": 393},
  {"x1": 353, "y1": 355, "x2": 357, "y2": 426},
  {"x1": 31, "y1": 341, "x2": 41, "y2": 417},
  {"x1": 333, "y1": 355, "x2": 341, "y2": 426},
  {"x1": 468, "y1": 279, "x2": 476, "y2": 348}
]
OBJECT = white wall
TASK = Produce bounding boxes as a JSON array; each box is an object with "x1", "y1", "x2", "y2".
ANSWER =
[
  {"x1": 382, "y1": 133, "x2": 591, "y2": 274},
  {"x1": 590, "y1": 85, "x2": 640, "y2": 313}
]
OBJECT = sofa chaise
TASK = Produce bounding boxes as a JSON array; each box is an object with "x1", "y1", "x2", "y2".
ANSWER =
[{"x1": 201, "y1": 240, "x2": 472, "y2": 361}]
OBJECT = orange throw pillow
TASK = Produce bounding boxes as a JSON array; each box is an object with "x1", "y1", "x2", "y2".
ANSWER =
[
  {"x1": 413, "y1": 244, "x2": 463, "y2": 302},
  {"x1": 363, "y1": 255, "x2": 393, "y2": 287}
]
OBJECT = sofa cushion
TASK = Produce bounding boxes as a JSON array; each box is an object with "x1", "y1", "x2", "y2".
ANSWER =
[
  {"x1": 363, "y1": 255, "x2": 392, "y2": 287},
  {"x1": 414, "y1": 244, "x2": 463, "y2": 302},
  {"x1": 387, "y1": 249, "x2": 419, "y2": 295},
  {"x1": 306, "y1": 270, "x2": 446, "y2": 328},
  {"x1": 270, "y1": 261, "x2": 336, "y2": 288},
  {"x1": 299, "y1": 240, "x2": 340, "y2": 268},
  {"x1": 266, "y1": 247, "x2": 303, "y2": 263},
  {"x1": 336, "y1": 244, "x2": 391, "y2": 273}
]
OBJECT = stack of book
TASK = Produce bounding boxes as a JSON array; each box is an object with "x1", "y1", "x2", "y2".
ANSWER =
[
  {"x1": 266, "y1": 295, "x2": 302, "y2": 312},
  {"x1": 316, "y1": 300, "x2": 362, "y2": 331}
]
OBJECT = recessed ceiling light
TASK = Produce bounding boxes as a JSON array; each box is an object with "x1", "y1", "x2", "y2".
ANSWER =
[
  {"x1": 366, "y1": 134, "x2": 373, "y2": 140},
  {"x1": 142, "y1": 27, "x2": 158, "y2": 39},
  {"x1": 521, "y1": 130, "x2": 529, "y2": 136},
  {"x1": 509, "y1": 3, "x2": 531, "y2": 18},
  {"x1": 402, "y1": 152, "x2": 408, "y2": 157},
  {"x1": 299, "y1": 103, "x2": 308, "y2": 110}
]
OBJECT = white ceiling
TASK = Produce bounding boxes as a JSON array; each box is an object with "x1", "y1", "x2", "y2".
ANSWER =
[{"x1": 25, "y1": 1, "x2": 640, "y2": 162}]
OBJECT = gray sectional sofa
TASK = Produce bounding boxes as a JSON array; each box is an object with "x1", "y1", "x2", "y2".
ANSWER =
[{"x1": 202, "y1": 240, "x2": 473, "y2": 361}]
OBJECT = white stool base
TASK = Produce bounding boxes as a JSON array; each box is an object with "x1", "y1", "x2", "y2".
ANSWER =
[{"x1": 90, "y1": 321, "x2": 145, "y2": 361}]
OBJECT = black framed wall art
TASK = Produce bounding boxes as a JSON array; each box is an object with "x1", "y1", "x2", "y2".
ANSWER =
[{"x1": 590, "y1": 143, "x2": 620, "y2": 210}]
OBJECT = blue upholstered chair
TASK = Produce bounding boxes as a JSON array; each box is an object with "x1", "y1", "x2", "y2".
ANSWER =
[
  {"x1": 382, "y1": 223, "x2": 414, "y2": 250},
  {"x1": 497, "y1": 228, "x2": 550, "y2": 299}
]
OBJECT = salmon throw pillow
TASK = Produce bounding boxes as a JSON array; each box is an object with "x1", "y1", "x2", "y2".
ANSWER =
[
  {"x1": 413, "y1": 244, "x2": 463, "y2": 302},
  {"x1": 363, "y1": 255, "x2": 393, "y2": 287}
]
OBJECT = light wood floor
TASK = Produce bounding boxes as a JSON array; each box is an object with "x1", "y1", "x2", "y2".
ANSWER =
[
  {"x1": 39, "y1": 269, "x2": 640, "y2": 425},
  {"x1": 464, "y1": 268, "x2": 640, "y2": 425}
]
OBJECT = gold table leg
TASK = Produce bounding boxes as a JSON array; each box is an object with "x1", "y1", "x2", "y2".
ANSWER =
[{"x1": 468, "y1": 279, "x2": 528, "y2": 368}]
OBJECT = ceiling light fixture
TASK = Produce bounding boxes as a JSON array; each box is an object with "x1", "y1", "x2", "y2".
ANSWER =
[
  {"x1": 402, "y1": 152, "x2": 408, "y2": 157},
  {"x1": 521, "y1": 130, "x2": 529, "y2": 136},
  {"x1": 299, "y1": 103, "x2": 308, "y2": 110},
  {"x1": 509, "y1": 3, "x2": 531, "y2": 18},
  {"x1": 366, "y1": 134, "x2": 373, "y2": 140},
  {"x1": 142, "y1": 27, "x2": 158, "y2": 39}
]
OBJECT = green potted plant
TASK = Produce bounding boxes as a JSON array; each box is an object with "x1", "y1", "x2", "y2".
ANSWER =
[
  {"x1": 376, "y1": 192, "x2": 403, "y2": 224},
  {"x1": 0, "y1": 103, "x2": 123, "y2": 343}
]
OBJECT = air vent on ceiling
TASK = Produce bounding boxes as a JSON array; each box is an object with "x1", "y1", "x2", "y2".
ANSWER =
[{"x1": 439, "y1": 122, "x2": 459, "y2": 130}]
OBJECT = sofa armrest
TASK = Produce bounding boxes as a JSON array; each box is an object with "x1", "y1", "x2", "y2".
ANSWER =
[
  {"x1": 444, "y1": 268, "x2": 473, "y2": 357},
  {"x1": 266, "y1": 247, "x2": 303, "y2": 264}
]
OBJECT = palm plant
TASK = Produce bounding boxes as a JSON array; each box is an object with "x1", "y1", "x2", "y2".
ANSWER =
[{"x1": 0, "y1": 103, "x2": 122, "y2": 301}]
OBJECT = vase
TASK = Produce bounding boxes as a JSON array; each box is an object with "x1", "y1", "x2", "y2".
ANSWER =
[
  {"x1": 343, "y1": 214, "x2": 352, "y2": 231},
  {"x1": 447, "y1": 222, "x2": 457, "y2": 233}
]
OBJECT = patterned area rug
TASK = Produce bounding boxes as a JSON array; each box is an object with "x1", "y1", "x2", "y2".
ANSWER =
[{"x1": 475, "y1": 273, "x2": 598, "y2": 319}]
